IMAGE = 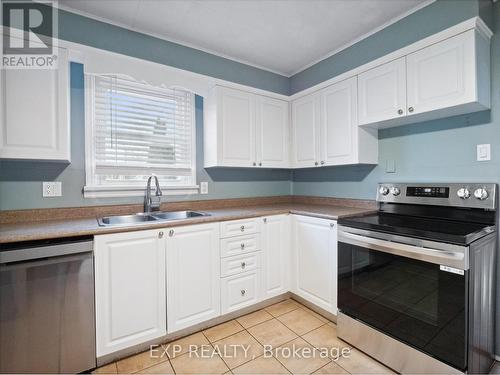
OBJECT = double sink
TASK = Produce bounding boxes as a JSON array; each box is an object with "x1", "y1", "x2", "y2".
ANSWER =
[{"x1": 97, "y1": 211, "x2": 210, "y2": 227}]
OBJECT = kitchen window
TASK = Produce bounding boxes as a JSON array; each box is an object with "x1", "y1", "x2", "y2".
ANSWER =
[{"x1": 84, "y1": 75, "x2": 197, "y2": 198}]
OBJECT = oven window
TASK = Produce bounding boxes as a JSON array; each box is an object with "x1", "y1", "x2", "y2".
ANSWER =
[{"x1": 338, "y1": 242, "x2": 467, "y2": 371}]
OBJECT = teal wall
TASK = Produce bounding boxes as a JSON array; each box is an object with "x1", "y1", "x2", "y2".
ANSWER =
[{"x1": 0, "y1": 63, "x2": 291, "y2": 210}]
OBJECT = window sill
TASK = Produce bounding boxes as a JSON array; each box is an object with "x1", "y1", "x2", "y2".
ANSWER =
[{"x1": 83, "y1": 185, "x2": 200, "y2": 199}]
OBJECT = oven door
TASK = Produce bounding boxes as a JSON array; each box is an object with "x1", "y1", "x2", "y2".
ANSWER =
[{"x1": 337, "y1": 226, "x2": 468, "y2": 371}]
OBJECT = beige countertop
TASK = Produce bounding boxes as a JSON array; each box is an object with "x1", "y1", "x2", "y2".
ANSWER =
[{"x1": 0, "y1": 203, "x2": 375, "y2": 244}]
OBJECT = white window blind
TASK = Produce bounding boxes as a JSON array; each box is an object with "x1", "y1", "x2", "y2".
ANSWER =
[{"x1": 85, "y1": 74, "x2": 197, "y2": 197}]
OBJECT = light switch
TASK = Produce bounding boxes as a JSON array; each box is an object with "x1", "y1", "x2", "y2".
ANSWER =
[
  {"x1": 200, "y1": 181, "x2": 208, "y2": 194},
  {"x1": 43, "y1": 182, "x2": 62, "y2": 197},
  {"x1": 477, "y1": 144, "x2": 491, "y2": 161},
  {"x1": 386, "y1": 160, "x2": 396, "y2": 173}
]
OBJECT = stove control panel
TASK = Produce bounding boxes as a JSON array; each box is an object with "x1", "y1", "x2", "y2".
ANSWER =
[{"x1": 377, "y1": 183, "x2": 497, "y2": 209}]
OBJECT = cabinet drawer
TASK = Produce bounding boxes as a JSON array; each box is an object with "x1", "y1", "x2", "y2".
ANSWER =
[
  {"x1": 221, "y1": 252, "x2": 260, "y2": 277},
  {"x1": 221, "y1": 270, "x2": 261, "y2": 314},
  {"x1": 220, "y1": 218, "x2": 260, "y2": 238},
  {"x1": 220, "y1": 234, "x2": 260, "y2": 258}
]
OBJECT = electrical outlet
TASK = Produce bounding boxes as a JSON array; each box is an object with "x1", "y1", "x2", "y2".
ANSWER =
[
  {"x1": 43, "y1": 182, "x2": 62, "y2": 197},
  {"x1": 200, "y1": 181, "x2": 208, "y2": 194},
  {"x1": 386, "y1": 160, "x2": 396, "y2": 173},
  {"x1": 477, "y1": 144, "x2": 491, "y2": 161}
]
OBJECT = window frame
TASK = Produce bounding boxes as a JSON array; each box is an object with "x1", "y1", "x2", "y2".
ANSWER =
[{"x1": 83, "y1": 74, "x2": 199, "y2": 198}]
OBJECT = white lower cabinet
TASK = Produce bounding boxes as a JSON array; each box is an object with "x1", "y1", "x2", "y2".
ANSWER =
[
  {"x1": 221, "y1": 270, "x2": 261, "y2": 313},
  {"x1": 291, "y1": 215, "x2": 337, "y2": 314},
  {"x1": 94, "y1": 229, "x2": 166, "y2": 357},
  {"x1": 262, "y1": 215, "x2": 290, "y2": 298},
  {"x1": 166, "y1": 223, "x2": 220, "y2": 333}
]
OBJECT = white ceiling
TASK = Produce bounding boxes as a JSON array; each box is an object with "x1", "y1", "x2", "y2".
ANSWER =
[{"x1": 59, "y1": 0, "x2": 433, "y2": 76}]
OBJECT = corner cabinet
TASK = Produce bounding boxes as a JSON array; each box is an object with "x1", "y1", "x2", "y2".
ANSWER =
[
  {"x1": 204, "y1": 85, "x2": 289, "y2": 168},
  {"x1": 261, "y1": 215, "x2": 290, "y2": 298},
  {"x1": 291, "y1": 77, "x2": 378, "y2": 168},
  {"x1": 358, "y1": 29, "x2": 490, "y2": 128},
  {"x1": 0, "y1": 47, "x2": 70, "y2": 161},
  {"x1": 94, "y1": 229, "x2": 167, "y2": 357},
  {"x1": 291, "y1": 215, "x2": 337, "y2": 314},
  {"x1": 166, "y1": 223, "x2": 221, "y2": 333}
]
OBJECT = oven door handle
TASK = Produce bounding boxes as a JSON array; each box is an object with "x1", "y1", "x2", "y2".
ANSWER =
[{"x1": 338, "y1": 230, "x2": 467, "y2": 270}]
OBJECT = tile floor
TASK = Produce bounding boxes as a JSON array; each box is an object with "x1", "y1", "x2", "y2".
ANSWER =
[
  {"x1": 93, "y1": 298, "x2": 500, "y2": 374},
  {"x1": 93, "y1": 299, "x2": 396, "y2": 374}
]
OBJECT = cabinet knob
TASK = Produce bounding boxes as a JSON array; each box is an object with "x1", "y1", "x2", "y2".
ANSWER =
[
  {"x1": 241, "y1": 262, "x2": 246, "y2": 269},
  {"x1": 258, "y1": 162, "x2": 262, "y2": 166},
  {"x1": 408, "y1": 107, "x2": 414, "y2": 113},
  {"x1": 397, "y1": 109, "x2": 403, "y2": 115},
  {"x1": 240, "y1": 243, "x2": 245, "y2": 249},
  {"x1": 263, "y1": 218, "x2": 267, "y2": 223},
  {"x1": 169, "y1": 229, "x2": 174, "y2": 237},
  {"x1": 315, "y1": 162, "x2": 319, "y2": 166},
  {"x1": 158, "y1": 231, "x2": 164, "y2": 238},
  {"x1": 330, "y1": 223, "x2": 335, "y2": 228},
  {"x1": 253, "y1": 162, "x2": 256, "y2": 166},
  {"x1": 240, "y1": 225, "x2": 245, "y2": 232},
  {"x1": 241, "y1": 289, "x2": 246, "y2": 296},
  {"x1": 320, "y1": 161, "x2": 325, "y2": 165}
]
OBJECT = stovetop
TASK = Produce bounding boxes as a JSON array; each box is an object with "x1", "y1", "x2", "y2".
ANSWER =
[{"x1": 338, "y1": 212, "x2": 495, "y2": 245}]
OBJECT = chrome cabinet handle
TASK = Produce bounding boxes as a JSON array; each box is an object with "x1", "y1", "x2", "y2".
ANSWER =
[
  {"x1": 408, "y1": 107, "x2": 414, "y2": 113},
  {"x1": 169, "y1": 229, "x2": 174, "y2": 237},
  {"x1": 241, "y1": 262, "x2": 246, "y2": 269},
  {"x1": 330, "y1": 223, "x2": 335, "y2": 228},
  {"x1": 315, "y1": 162, "x2": 319, "y2": 166},
  {"x1": 240, "y1": 243, "x2": 245, "y2": 249},
  {"x1": 263, "y1": 218, "x2": 267, "y2": 223},
  {"x1": 252, "y1": 162, "x2": 256, "y2": 166},
  {"x1": 397, "y1": 109, "x2": 403, "y2": 115},
  {"x1": 320, "y1": 161, "x2": 325, "y2": 165},
  {"x1": 241, "y1": 290, "x2": 246, "y2": 296},
  {"x1": 240, "y1": 225, "x2": 245, "y2": 232},
  {"x1": 158, "y1": 231, "x2": 164, "y2": 238},
  {"x1": 258, "y1": 162, "x2": 262, "y2": 166}
]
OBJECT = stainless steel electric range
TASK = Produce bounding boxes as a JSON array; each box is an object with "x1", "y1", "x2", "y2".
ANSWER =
[{"x1": 337, "y1": 183, "x2": 497, "y2": 374}]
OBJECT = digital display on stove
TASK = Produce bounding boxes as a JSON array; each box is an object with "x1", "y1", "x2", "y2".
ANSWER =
[{"x1": 406, "y1": 186, "x2": 449, "y2": 198}]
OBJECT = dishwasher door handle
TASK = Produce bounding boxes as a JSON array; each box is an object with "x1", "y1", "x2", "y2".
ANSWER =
[{"x1": 0, "y1": 240, "x2": 93, "y2": 264}]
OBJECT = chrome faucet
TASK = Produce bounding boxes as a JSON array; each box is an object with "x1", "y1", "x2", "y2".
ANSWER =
[{"x1": 144, "y1": 174, "x2": 162, "y2": 213}]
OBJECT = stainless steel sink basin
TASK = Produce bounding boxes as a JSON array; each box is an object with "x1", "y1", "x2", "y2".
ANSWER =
[
  {"x1": 97, "y1": 213, "x2": 158, "y2": 226},
  {"x1": 97, "y1": 211, "x2": 210, "y2": 226},
  {"x1": 151, "y1": 211, "x2": 209, "y2": 221}
]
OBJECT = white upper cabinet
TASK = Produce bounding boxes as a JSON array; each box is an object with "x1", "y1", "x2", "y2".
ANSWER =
[
  {"x1": 256, "y1": 96, "x2": 289, "y2": 168},
  {"x1": 291, "y1": 79, "x2": 378, "y2": 168},
  {"x1": 94, "y1": 229, "x2": 166, "y2": 356},
  {"x1": 291, "y1": 93, "x2": 320, "y2": 168},
  {"x1": 406, "y1": 30, "x2": 489, "y2": 117},
  {"x1": 359, "y1": 28, "x2": 490, "y2": 129},
  {"x1": 320, "y1": 77, "x2": 358, "y2": 166},
  {"x1": 204, "y1": 85, "x2": 289, "y2": 168},
  {"x1": 166, "y1": 223, "x2": 220, "y2": 333},
  {"x1": 0, "y1": 47, "x2": 70, "y2": 161},
  {"x1": 358, "y1": 57, "x2": 407, "y2": 125}
]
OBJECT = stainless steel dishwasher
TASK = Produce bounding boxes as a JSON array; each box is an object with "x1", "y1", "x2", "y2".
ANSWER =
[{"x1": 0, "y1": 237, "x2": 96, "y2": 373}]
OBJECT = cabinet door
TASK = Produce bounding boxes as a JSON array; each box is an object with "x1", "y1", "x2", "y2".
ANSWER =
[
  {"x1": 0, "y1": 47, "x2": 70, "y2": 161},
  {"x1": 292, "y1": 215, "x2": 337, "y2": 313},
  {"x1": 256, "y1": 96, "x2": 289, "y2": 168},
  {"x1": 358, "y1": 57, "x2": 406, "y2": 125},
  {"x1": 291, "y1": 94, "x2": 320, "y2": 168},
  {"x1": 218, "y1": 87, "x2": 256, "y2": 167},
  {"x1": 94, "y1": 229, "x2": 166, "y2": 356},
  {"x1": 406, "y1": 31, "x2": 475, "y2": 116},
  {"x1": 166, "y1": 223, "x2": 220, "y2": 333},
  {"x1": 262, "y1": 215, "x2": 290, "y2": 299},
  {"x1": 320, "y1": 77, "x2": 358, "y2": 166}
]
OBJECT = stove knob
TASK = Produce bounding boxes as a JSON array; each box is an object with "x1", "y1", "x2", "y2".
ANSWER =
[
  {"x1": 474, "y1": 188, "x2": 488, "y2": 200},
  {"x1": 390, "y1": 187, "x2": 401, "y2": 196},
  {"x1": 457, "y1": 187, "x2": 470, "y2": 199},
  {"x1": 379, "y1": 186, "x2": 389, "y2": 196}
]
